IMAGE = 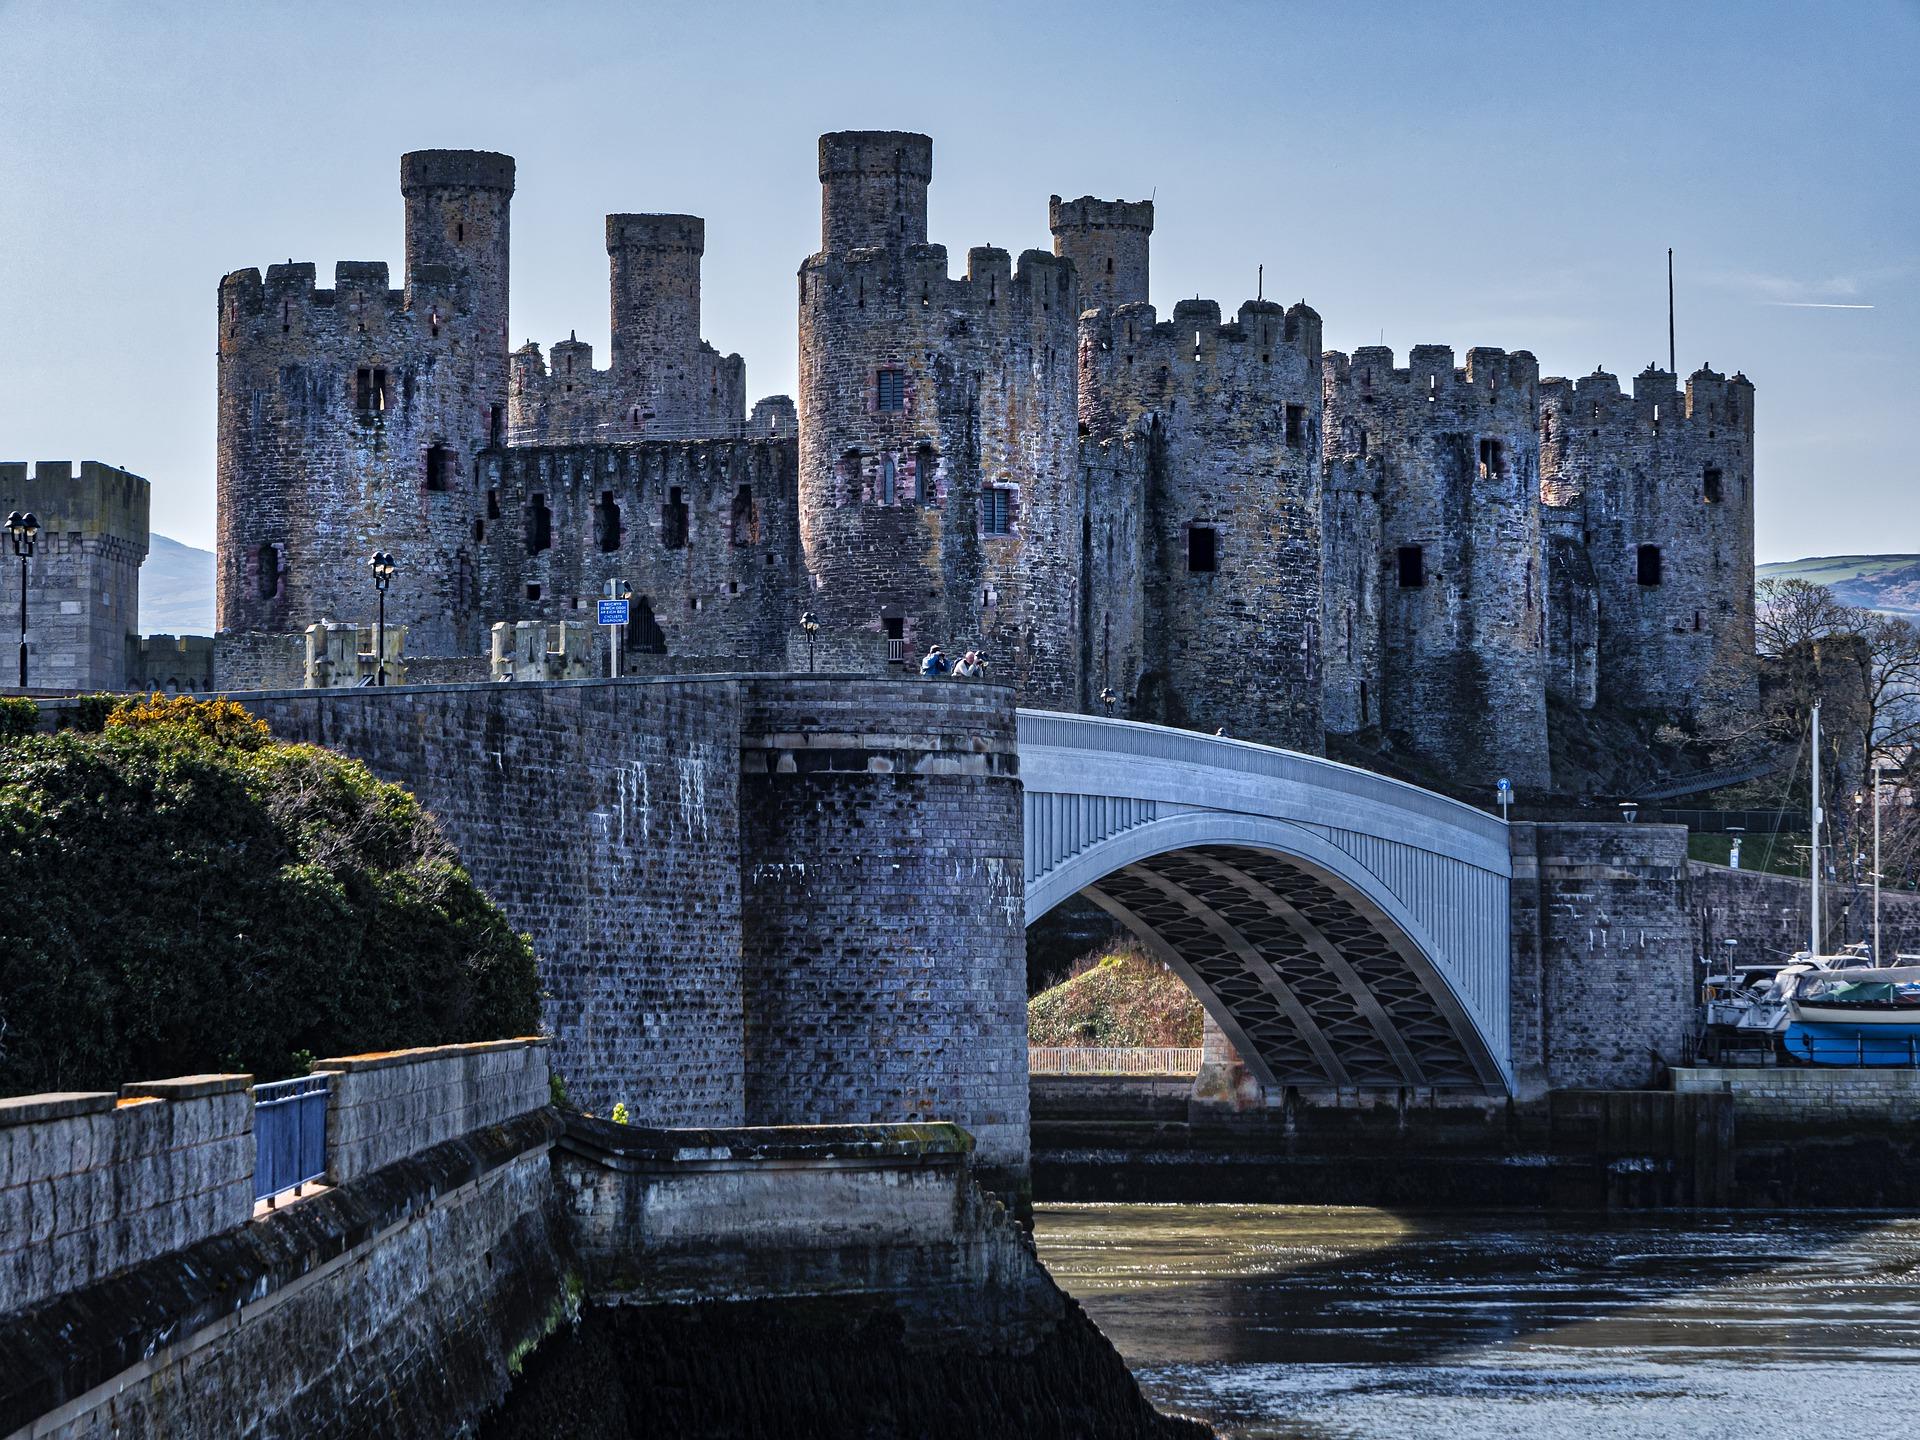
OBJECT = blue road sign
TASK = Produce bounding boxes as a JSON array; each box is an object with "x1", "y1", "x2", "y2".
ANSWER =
[{"x1": 597, "y1": 599, "x2": 630, "y2": 626}]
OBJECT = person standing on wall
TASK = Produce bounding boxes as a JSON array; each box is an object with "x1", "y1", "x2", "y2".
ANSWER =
[{"x1": 920, "y1": 644, "x2": 949, "y2": 677}]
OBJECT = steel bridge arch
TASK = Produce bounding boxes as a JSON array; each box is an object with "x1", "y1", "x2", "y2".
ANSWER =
[{"x1": 1019, "y1": 711, "x2": 1515, "y2": 1094}]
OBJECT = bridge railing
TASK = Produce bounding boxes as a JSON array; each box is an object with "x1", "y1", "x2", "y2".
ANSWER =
[
  {"x1": 1028, "y1": 1046, "x2": 1202, "y2": 1076},
  {"x1": 253, "y1": 1074, "x2": 329, "y2": 1205}
]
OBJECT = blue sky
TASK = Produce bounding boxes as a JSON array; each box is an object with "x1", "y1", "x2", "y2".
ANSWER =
[{"x1": 0, "y1": 0, "x2": 1913, "y2": 558}]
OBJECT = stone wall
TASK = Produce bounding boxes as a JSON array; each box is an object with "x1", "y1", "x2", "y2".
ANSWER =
[
  {"x1": 319, "y1": 1038, "x2": 551, "y2": 1182},
  {"x1": 129, "y1": 633, "x2": 215, "y2": 693},
  {"x1": 1692, "y1": 859, "x2": 1920, "y2": 963},
  {"x1": 230, "y1": 679, "x2": 747, "y2": 1125},
  {"x1": 1509, "y1": 821, "x2": 1694, "y2": 1092},
  {"x1": 474, "y1": 437, "x2": 799, "y2": 672},
  {"x1": 0, "y1": 461, "x2": 148, "y2": 692},
  {"x1": 0, "y1": 1075, "x2": 252, "y2": 1317},
  {"x1": 0, "y1": 1051, "x2": 567, "y2": 1440},
  {"x1": 738, "y1": 677, "x2": 1029, "y2": 1190}
]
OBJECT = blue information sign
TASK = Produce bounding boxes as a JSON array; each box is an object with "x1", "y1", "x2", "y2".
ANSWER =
[{"x1": 597, "y1": 599, "x2": 630, "y2": 626}]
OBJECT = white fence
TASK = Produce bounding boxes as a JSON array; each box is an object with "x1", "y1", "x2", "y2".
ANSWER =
[{"x1": 1028, "y1": 1046, "x2": 1203, "y2": 1076}]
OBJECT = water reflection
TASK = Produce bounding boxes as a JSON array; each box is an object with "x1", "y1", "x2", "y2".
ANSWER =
[{"x1": 1035, "y1": 1204, "x2": 1920, "y2": 1439}]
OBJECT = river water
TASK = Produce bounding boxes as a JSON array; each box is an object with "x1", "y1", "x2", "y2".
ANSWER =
[{"x1": 1034, "y1": 1203, "x2": 1920, "y2": 1440}]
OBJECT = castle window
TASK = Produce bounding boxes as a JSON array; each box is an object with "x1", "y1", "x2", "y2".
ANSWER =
[
  {"x1": 1397, "y1": 545, "x2": 1425, "y2": 588},
  {"x1": 731, "y1": 485, "x2": 757, "y2": 546},
  {"x1": 915, "y1": 444, "x2": 939, "y2": 506},
  {"x1": 487, "y1": 488, "x2": 501, "y2": 520},
  {"x1": 525, "y1": 495, "x2": 552, "y2": 555},
  {"x1": 884, "y1": 616, "x2": 906, "y2": 665},
  {"x1": 880, "y1": 453, "x2": 897, "y2": 505},
  {"x1": 981, "y1": 485, "x2": 1015, "y2": 538},
  {"x1": 1106, "y1": 257, "x2": 1114, "y2": 274},
  {"x1": 490, "y1": 405, "x2": 504, "y2": 447},
  {"x1": 1638, "y1": 544, "x2": 1663, "y2": 586},
  {"x1": 526, "y1": 584, "x2": 541, "y2": 602},
  {"x1": 255, "y1": 543, "x2": 282, "y2": 601},
  {"x1": 424, "y1": 444, "x2": 454, "y2": 492},
  {"x1": 876, "y1": 368, "x2": 907, "y2": 412},
  {"x1": 595, "y1": 491, "x2": 622, "y2": 553},
  {"x1": 1285, "y1": 405, "x2": 1307, "y2": 450},
  {"x1": 473, "y1": 519, "x2": 485, "y2": 543},
  {"x1": 626, "y1": 597, "x2": 667, "y2": 655},
  {"x1": 1478, "y1": 439, "x2": 1510, "y2": 481},
  {"x1": 1703, "y1": 466, "x2": 1724, "y2": 503},
  {"x1": 354, "y1": 367, "x2": 390, "y2": 417},
  {"x1": 1186, "y1": 525, "x2": 1218, "y2": 574},
  {"x1": 662, "y1": 487, "x2": 689, "y2": 549}
]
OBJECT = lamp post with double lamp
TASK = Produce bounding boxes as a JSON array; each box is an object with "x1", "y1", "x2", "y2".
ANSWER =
[
  {"x1": 800, "y1": 610, "x2": 819, "y2": 674},
  {"x1": 368, "y1": 551, "x2": 397, "y2": 686},
  {"x1": 6, "y1": 511, "x2": 38, "y2": 689}
]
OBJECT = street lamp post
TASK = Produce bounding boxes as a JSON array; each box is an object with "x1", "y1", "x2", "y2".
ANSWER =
[
  {"x1": 800, "y1": 610, "x2": 819, "y2": 674},
  {"x1": 5, "y1": 511, "x2": 38, "y2": 689},
  {"x1": 368, "y1": 550, "x2": 397, "y2": 686}
]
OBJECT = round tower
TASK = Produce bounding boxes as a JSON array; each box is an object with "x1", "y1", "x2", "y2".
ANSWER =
[
  {"x1": 818, "y1": 131, "x2": 932, "y2": 253},
  {"x1": 1048, "y1": 195, "x2": 1152, "y2": 312},
  {"x1": 798, "y1": 132, "x2": 1081, "y2": 699},
  {"x1": 401, "y1": 150, "x2": 513, "y2": 422},
  {"x1": 607, "y1": 214, "x2": 704, "y2": 382}
]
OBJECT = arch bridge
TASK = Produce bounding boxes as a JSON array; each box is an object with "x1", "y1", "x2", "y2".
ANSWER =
[{"x1": 1020, "y1": 711, "x2": 1515, "y2": 1094}]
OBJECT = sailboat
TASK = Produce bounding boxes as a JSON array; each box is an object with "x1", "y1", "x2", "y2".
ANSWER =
[{"x1": 1781, "y1": 704, "x2": 1920, "y2": 1064}]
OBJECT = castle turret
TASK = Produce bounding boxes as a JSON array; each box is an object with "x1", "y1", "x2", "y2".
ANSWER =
[
  {"x1": 1049, "y1": 195, "x2": 1152, "y2": 312},
  {"x1": 1539, "y1": 362, "x2": 1756, "y2": 718},
  {"x1": 797, "y1": 132, "x2": 1083, "y2": 705},
  {"x1": 819, "y1": 131, "x2": 932, "y2": 253},
  {"x1": 1322, "y1": 344, "x2": 1550, "y2": 791},
  {"x1": 217, "y1": 151, "x2": 513, "y2": 656},
  {"x1": 506, "y1": 213, "x2": 746, "y2": 445}
]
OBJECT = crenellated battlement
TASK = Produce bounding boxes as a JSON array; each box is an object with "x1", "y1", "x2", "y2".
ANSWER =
[
  {"x1": 1325, "y1": 343, "x2": 1540, "y2": 397},
  {"x1": 1540, "y1": 363, "x2": 1754, "y2": 437}
]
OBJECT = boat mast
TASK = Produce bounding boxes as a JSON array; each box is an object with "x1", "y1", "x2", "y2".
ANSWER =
[{"x1": 1810, "y1": 702, "x2": 1822, "y2": 955}]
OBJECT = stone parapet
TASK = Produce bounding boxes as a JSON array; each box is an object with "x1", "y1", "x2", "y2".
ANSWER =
[
  {"x1": 316, "y1": 1037, "x2": 549, "y2": 1184},
  {"x1": 1676, "y1": 1065, "x2": 1920, "y2": 1127},
  {"x1": 0, "y1": 1073, "x2": 252, "y2": 1316}
]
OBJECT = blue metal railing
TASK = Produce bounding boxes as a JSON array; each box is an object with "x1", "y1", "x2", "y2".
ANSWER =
[{"x1": 254, "y1": 1074, "x2": 329, "y2": 1204}]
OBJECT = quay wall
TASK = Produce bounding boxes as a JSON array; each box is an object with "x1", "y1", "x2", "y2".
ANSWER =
[
  {"x1": 0, "y1": 1042, "x2": 570, "y2": 1440},
  {"x1": 1676, "y1": 1064, "x2": 1920, "y2": 1125}
]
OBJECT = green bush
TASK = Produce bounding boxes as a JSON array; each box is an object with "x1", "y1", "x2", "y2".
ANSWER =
[
  {"x1": 0, "y1": 704, "x2": 542, "y2": 1095},
  {"x1": 0, "y1": 696, "x2": 36, "y2": 741}
]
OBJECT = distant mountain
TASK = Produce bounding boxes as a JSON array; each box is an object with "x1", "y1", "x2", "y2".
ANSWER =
[
  {"x1": 1757, "y1": 554, "x2": 1920, "y2": 619},
  {"x1": 142, "y1": 534, "x2": 215, "y2": 635}
]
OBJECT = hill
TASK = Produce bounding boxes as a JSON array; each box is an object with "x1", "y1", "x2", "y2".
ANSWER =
[
  {"x1": 142, "y1": 532, "x2": 216, "y2": 634},
  {"x1": 1027, "y1": 945, "x2": 1202, "y2": 1047},
  {"x1": 1757, "y1": 554, "x2": 1920, "y2": 618}
]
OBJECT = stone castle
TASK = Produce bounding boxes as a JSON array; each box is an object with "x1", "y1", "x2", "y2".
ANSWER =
[{"x1": 202, "y1": 131, "x2": 1755, "y2": 791}]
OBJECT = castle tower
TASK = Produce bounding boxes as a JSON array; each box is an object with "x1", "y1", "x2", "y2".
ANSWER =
[
  {"x1": 797, "y1": 131, "x2": 1083, "y2": 704},
  {"x1": 819, "y1": 130, "x2": 932, "y2": 252},
  {"x1": 0, "y1": 461, "x2": 149, "y2": 690},
  {"x1": 1539, "y1": 364, "x2": 1756, "y2": 718},
  {"x1": 217, "y1": 150, "x2": 513, "y2": 657},
  {"x1": 1049, "y1": 196, "x2": 1152, "y2": 313},
  {"x1": 1078, "y1": 294, "x2": 1324, "y2": 749},
  {"x1": 1323, "y1": 345, "x2": 1550, "y2": 791},
  {"x1": 608, "y1": 214, "x2": 704, "y2": 380}
]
